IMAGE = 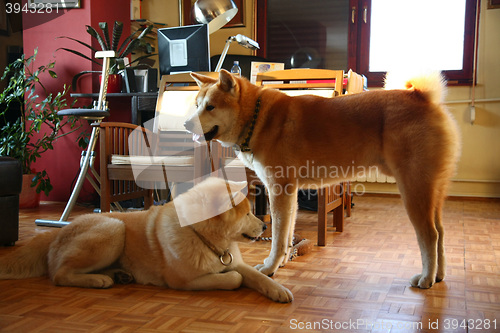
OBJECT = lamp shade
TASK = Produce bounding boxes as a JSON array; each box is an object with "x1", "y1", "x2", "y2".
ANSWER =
[{"x1": 192, "y1": 0, "x2": 238, "y2": 34}]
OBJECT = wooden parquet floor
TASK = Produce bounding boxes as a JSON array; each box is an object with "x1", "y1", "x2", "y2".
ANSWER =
[{"x1": 1, "y1": 196, "x2": 499, "y2": 333}]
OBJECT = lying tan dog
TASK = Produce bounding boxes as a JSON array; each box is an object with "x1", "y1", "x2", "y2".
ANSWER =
[
  {"x1": 184, "y1": 70, "x2": 460, "y2": 289},
  {"x1": 0, "y1": 177, "x2": 293, "y2": 303}
]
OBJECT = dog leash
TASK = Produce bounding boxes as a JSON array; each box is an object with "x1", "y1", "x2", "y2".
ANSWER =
[{"x1": 189, "y1": 226, "x2": 233, "y2": 266}]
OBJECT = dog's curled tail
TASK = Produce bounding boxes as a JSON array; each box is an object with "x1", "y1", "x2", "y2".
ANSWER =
[
  {"x1": 384, "y1": 71, "x2": 446, "y2": 105},
  {"x1": 0, "y1": 230, "x2": 59, "y2": 279}
]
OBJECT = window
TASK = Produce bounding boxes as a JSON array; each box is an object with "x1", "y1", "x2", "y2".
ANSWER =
[{"x1": 349, "y1": 0, "x2": 479, "y2": 86}]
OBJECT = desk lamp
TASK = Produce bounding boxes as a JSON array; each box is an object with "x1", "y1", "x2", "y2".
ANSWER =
[{"x1": 192, "y1": 0, "x2": 260, "y2": 71}]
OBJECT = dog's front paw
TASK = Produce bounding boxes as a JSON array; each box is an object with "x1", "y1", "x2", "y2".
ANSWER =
[
  {"x1": 91, "y1": 275, "x2": 115, "y2": 288},
  {"x1": 410, "y1": 274, "x2": 435, "y2": 289},
  {"x1": 266, "y1": 285, "x2": 294, "y2": 303},
  {"x1": 255, "y1": 263, "x2": 276, "y2": 277},
  {"x1": 78, "y1": 274, "x2": 115, "y2": 289},
  {"x1": 255, "y1": 257, "x2": 280, "y2": 276}
]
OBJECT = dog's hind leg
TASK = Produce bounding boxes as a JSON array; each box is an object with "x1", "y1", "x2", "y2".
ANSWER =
[
  {"x1": 256, "y1": 185, "x2": 298, "y2": 276},
  {"x1": 433, "y1": 181, "x2": 449, "y2": 283},
  {"x1": 48, "y1": 217, "x2": 126, "y2": 289},
  {"x1": 397, "y1": 178, "x2": 440, "y2": 289}
]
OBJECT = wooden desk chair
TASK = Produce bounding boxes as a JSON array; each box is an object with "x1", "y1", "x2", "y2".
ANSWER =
[
  {"x1": 99, "y1": 73, "x2": 218, "y2": 212},
  {"x1": 255, "y1": 68, "x2": 350, "y2": 246},
  {"x1": 99, "y1": 123, "x2": 154, "y2": 212}
]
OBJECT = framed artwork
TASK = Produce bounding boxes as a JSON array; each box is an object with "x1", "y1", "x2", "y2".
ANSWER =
[
  {"x1": 488, "y1": 0, "x2": 500, "y2": 9},
  {"x1": 29, "y1": 0, "x2": 81, "y2": 9},
  {"x1": 181, "y1": 0, "x2": 244, "y2": 28}
]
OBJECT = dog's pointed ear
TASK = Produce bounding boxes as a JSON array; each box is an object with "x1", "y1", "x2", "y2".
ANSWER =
[
  {"x1": 218, "y1": 69, "x2": 239, "y2": 93},
  {"x1": 190, "y1": 72, "x2": 217, "y2": 87}
]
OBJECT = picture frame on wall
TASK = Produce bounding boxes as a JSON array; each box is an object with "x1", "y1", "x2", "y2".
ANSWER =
[
  {"x1": 488, "y1": 0, "x2": 500, "y2": 9},
  {"x1": 181, "y1": 0, "x2": 244, "y2": 28}
]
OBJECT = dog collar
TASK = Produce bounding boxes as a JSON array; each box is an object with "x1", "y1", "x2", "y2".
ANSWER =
[
  {"x1": 234, "y1": 96, "x2": 262, "y2": 153},
  {"x1": 189, "y1": 226, "x2": 233, "y2": 266}
]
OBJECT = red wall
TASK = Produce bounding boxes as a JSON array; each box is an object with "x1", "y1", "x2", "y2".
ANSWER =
[{"x1": 22, "y1": 0, "x2": 131, "y2": 203}]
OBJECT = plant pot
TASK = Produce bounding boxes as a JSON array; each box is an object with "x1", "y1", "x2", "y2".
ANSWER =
[
  {"x1": 100, "y1": 74, "x2": 123, "y2": 93},
  {"x1": 19, "y1": 174, "x2": 40, "y2": 208}
]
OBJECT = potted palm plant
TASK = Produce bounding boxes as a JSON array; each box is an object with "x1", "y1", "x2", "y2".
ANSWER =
[
  {"x1": 0, "y1": 49, "x2": 82, "y2": 207},
  {"x1": 58, "y1": 21, "x2": 155, "y2": 92}
]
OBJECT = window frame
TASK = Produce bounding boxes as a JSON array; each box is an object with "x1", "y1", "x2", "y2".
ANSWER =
[
  {"x1": 348, "y1": 0, "x2": 479, "y2": 87},
  {"x1": 256, "y1": 0, "x2": 268, "y2": 58}
]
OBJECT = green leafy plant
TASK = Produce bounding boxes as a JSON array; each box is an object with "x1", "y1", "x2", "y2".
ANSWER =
[
  {"x1": 0, "y1": 49, "x2": 82, "y2": 196},
  {"x1": 57, "y1": 21, "x2": 155, "y2": 89}
]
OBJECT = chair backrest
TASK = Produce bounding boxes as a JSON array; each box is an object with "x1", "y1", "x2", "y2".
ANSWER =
[
  {"x1": 255, "y1": 68, "x2": 344, "y2": 97},
  {"x1": 101, "y1": 122, "x2": 153, "y2": 159}
]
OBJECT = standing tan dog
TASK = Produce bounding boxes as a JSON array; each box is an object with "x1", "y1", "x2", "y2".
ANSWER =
[
  {"x1": 0, "y1": 178, "x2": 293, "y2": 303},
  {"x1": 184, "y1": 70, "x2": 460, "y2": 289}
]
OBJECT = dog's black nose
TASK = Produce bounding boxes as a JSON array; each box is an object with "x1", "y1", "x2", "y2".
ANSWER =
[
  {"x1": 262, "y1": 223, "x2": 267, "y2": 231},
  {"x1": 184, "y1": 120, "x2": 193, "y2": 132}
]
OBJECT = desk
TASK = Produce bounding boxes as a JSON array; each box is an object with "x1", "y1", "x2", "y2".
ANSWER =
[{"x1": 71, "y1": 92, "x2": 158, "y2": 125}]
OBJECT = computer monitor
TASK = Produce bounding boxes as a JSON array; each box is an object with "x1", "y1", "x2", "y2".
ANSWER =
[{"x1": 158, "y1": 24, "x2": 211, "y2": 75}]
